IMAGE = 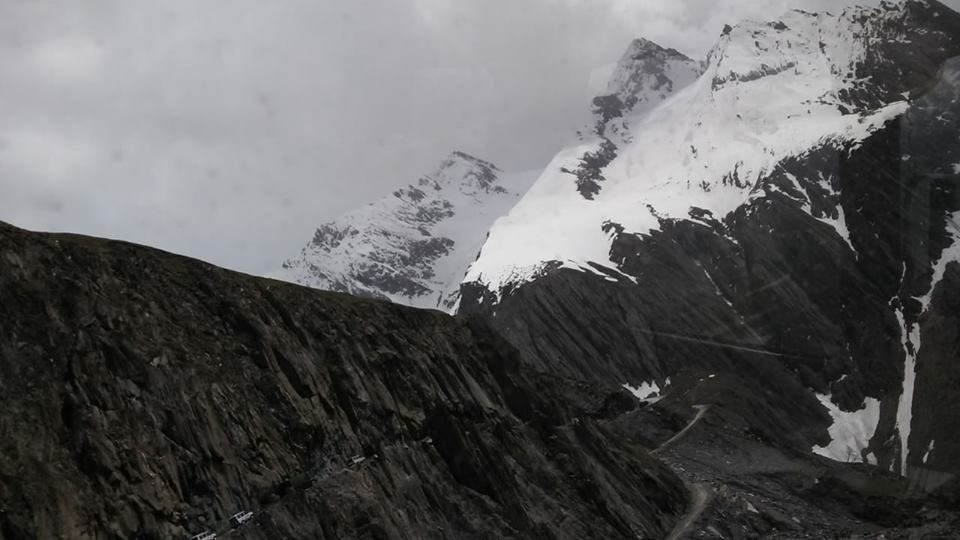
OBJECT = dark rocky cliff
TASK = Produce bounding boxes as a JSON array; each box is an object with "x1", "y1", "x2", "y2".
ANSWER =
[
  {"x1": 464, "y1": 105, "x2": 960, "y2": 478},
  {"x1": 0, "y1": 221, "x2": 685, "y2": 539}
]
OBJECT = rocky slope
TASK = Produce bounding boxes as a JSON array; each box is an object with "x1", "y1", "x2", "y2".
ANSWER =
[
  {"x1": 0, "y1": 221, "x2": 686, "y2": 539},
  {"x1": 461, "y1": 0, "x2": 960, "y2": 488},
  {"x1": 275, "y1": 152, "x2": 536, "y2": 312}
]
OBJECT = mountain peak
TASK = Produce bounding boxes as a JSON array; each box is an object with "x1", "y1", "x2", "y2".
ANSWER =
[
  {"x1": 421, "y1": 151, "x2": 503, "y2": 196},
  {"x1": 276, "y1": 152, "x2": 537, "y2": 311},
  {"x1": 448, "y1": 150, "x2": 499, "y2": 170},
  {"x1": 603, "y1": 37, "x2": 702, "y2": 103},
  {"x1": 584, "y1": 37, "x2": 704, "y2": 145},
  {"x1": 621, "y1": 38, "x2": 693, "y2": 64}
]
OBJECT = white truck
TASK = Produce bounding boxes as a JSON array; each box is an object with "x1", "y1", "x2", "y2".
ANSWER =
[{"x1": 230, "y1": 510, "x2": 254, "y2": 527}]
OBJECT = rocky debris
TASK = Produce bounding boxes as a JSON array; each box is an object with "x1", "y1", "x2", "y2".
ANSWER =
[
  {"x1": 601, "y1": 386, "x2": 960, "y2": 539},
  {"x1": 0, "y1": 221, "x2": 685, "y2": 539}
]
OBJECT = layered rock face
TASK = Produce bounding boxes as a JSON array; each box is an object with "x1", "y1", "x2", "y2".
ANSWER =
[
  {"x1": 276, "y1": 152, "x2": 536, "y2": 312},
  {"x1": 462, "y1": 0, "x2": 960, "y2": 483},
  {"x1": 0, "y1": 221, "x2": 685, "y2": 539}
]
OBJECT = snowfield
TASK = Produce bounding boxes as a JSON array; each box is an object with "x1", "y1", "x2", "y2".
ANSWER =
[
  {"x1": 464, "y1": 6, "x2": 914, "y2": 300},
  {"x1": 812, "y1": 393, "x2": 882, "y2": 464}
]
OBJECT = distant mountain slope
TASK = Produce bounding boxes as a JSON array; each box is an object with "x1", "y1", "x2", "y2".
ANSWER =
[{"x1": 275, "y1": 152, "x2": 536, "y2": 312}]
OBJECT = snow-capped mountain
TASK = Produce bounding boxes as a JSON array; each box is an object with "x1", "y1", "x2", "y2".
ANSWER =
[
  {"x1": 276, "y1": 152, "x2": 536, "y2": 311},
  {"x1": 460, "y1": 0, "x2": 960, "y2": 482},
  {"x1": 464, "y1": 2, "x2": 939, "y2": 297},
  {"x1": 273, "y1": 37, "x2": 706, "y2": 312},
  {"x1": 274, "y1": 0, "x2": 960, "y2": 482}
]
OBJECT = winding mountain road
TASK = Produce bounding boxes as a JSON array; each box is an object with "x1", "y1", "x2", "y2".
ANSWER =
[
  {"x1": 665, "y1": 482, "x2": 711, "y2": 540},
  {"x1": 655, "y1": 404, "x2": 713, "y2": 539},
  {"x1": 652, "y1": 405, "x2": 710, "y2": 455}
]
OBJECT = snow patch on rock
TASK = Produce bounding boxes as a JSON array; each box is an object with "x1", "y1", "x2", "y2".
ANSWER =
[
  {"x1": 918, "y1": 211, "x2": 960, "y2": 312},
  {"x1": 812, "y1": 393, "x2": 882, "y2": 463},
  {"x1": 892, "y1": 303, "x2": 920, "y2": 474},
  {"x1": 888, "y1": 213, "x2": 960, "y2": 474},
  {"x1": 923, "y1": 440, "x2": 936, "y2": 464},
  {"x1": 623, "y1": 380, "x2": 664, "y2": 403}
]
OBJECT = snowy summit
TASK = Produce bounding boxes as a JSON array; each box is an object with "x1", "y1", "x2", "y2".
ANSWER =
[
  {"x1": 463, "y1": 1, "x2": 934, "y2": 300},
  {"x1": 276, "y1": 152, "x2": 536, "y2": 311}
]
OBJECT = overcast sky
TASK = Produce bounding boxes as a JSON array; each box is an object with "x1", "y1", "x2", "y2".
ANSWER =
[{"x1": 2, "y1": 0, "x2": 958, "y2": 274}]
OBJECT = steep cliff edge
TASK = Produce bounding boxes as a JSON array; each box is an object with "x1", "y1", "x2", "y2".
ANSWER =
[{"x1": 0, "y1": 221, "x2": 684, "y2": 539}]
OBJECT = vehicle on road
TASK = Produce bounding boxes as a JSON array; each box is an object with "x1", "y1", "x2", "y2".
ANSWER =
[{"x1": 230, "y1": 510, "x2": 254, "y2": 527}]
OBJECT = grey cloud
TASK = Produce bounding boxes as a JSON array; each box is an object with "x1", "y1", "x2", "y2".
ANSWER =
[{"x1": 1, "y1": 0, "x2": 957, "y2": 273}]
